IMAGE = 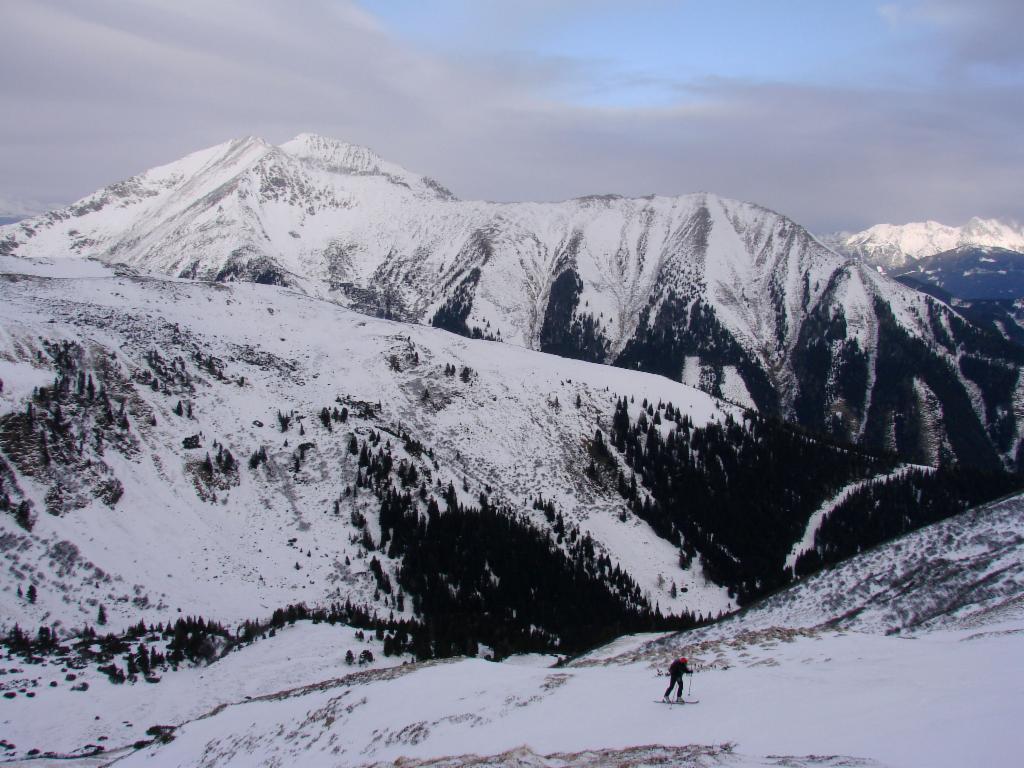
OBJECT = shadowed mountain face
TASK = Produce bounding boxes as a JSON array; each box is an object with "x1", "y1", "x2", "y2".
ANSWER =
[
  {"x1": 3, "y1": 135, "x2": 1024, "y2": 469},
  {"x1": 893, "y1": 245, "x2": 1024, "y2": 301}
]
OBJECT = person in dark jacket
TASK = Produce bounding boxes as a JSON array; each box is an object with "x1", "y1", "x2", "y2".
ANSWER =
[{"x1": 663, "y1": 656, "x2": 692, "y2": 701}]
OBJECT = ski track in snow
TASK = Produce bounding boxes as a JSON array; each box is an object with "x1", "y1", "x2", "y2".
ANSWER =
[{"x1": 783, "y1": 465, "x2": 928, "y2": 572}]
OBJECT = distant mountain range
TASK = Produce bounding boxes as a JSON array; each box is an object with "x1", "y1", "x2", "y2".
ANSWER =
[
  {"x1": 3, "y1": 135, "x2": 1024, "y2": 469},
  {"x1": 822, "y1": 217, "x2": 1024, "y2": 270},
  {"x1": 822, "y1": 219, "x2": 1024, "y2": 303}
]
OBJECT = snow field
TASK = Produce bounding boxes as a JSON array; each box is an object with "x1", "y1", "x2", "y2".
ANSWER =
[
  {"x1": 111, "y1": 619, "x2": 1024, "y2": 767},
  {"x1": 0, "y1": 622, "x2": 406, "y2": 759}
]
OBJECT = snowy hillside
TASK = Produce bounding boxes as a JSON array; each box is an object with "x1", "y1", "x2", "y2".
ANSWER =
[
  {"x1": 5, "y1": 253, "x2": 1011, "y2": 649},
  {"x1": 116, "y1": 619, "x2": 1023, "y2": 768},
  {"x1": 592, "y1": 491, "x2": 1024, "y2": 659},
  {"x1": 3, "y1": 135, "x2": 1021, "y2": 469},
  {"x1": 823, "y1": 217, "x2": 1024, "y2": 270},
  {"x1": 0, "y1": 255, "x2": 744, "y2": 640},
  {"x1": 10, "y1": 492, "x2": 1019, "y2": 767}
]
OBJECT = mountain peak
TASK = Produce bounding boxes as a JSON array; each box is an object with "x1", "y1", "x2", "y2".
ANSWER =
[
  {"x1": 287, "y1": 131, "x2": 351, "y2": 146},
  {"x1": 279, "y1": 133, "x2": 385, "y2": 175},
  {"x1": 963, "y1": 215, "x2": 1024, "y2": 238}
]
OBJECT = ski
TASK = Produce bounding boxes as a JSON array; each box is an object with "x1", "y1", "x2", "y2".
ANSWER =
[{"x1": 655, "y1": 699, "x2": 699, "y2": 705}]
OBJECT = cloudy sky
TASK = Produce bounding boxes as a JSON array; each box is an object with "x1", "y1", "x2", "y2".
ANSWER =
[{"x1": 2, "y1": 0, "x2": 1022, "y2": 231}]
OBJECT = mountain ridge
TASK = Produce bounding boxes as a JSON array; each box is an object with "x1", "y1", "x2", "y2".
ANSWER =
[{"x1": 3, "y1": 135, "x2": 1024, "y2": 469}]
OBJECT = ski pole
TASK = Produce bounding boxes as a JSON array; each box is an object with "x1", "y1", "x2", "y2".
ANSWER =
[{"x1": 687, "y1": 671, "x2": 693, "y2": 697}]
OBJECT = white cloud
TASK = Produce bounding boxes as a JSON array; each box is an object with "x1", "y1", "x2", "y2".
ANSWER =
[
  {"x1": 0, "y1": 0, "x2": 1020, "y2": 231},
  {"x1": 880, "y1": 0, "x2": 1024, "y2": 72}
]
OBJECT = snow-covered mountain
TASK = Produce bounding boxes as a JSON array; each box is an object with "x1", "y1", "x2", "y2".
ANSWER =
[
  {"x1": 823, "y1": 217, "x2": 1024, "y2": 270},
  {"x1": 4, "y1": 135, "x2": 1024, "y2": 469},
  {"x1": 0, "y1": 256, "x2": 738, "y2": 637},
  {"x1": 0, "y1": 133, "x2": 861, "y2": 377},
  {"x1": 3, "y1": 139, "x2": 1022, "y2": 766}
]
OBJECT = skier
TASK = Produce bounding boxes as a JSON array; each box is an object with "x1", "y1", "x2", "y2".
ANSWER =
[{"x1": 663, "y1": 655, "x2": 692, "y2": 702}]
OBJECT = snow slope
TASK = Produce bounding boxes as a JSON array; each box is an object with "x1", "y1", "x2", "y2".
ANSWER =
[
  {"x1": 0, "y1": 255, "x2": 736, "y2": 637},
  {"x1": 106, "y1": 623, "x2": 1022, "y2": 768},
  {"x1": 0, "y1": 622, "x2": 405, "y2": 761},
  {"x1": 44, "y1": 493, "x2": 1023, "y2": 768},
  {"x1": 598, "y1": 492, "x2": 1024, "y2": 657}
]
